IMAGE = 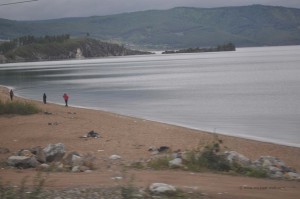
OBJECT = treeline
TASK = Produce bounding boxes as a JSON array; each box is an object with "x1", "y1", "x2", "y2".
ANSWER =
[
  {"x1": 0, "y1": 34, "x2": 70, "y2": 54},
  {"x1": 162, "y1": 43, "x2": 236, "y2": 54}
]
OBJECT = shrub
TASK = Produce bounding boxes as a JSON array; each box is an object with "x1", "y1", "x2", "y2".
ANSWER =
[
  {"x1": 0, "y1": 100, "x2": 40, "y2": 115},
  {"x1": 147, "y1": 156, "x2": 171, "y2": 170}
]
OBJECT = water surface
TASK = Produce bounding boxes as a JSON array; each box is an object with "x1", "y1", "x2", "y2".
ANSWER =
[{"x1": 1, "y1": 46, "x2": 300, "y2": 147}]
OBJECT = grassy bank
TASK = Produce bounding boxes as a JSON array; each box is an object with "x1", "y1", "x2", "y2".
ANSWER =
[{"x1": 0, "y1": 100, "x2": 40, "y2": 115}]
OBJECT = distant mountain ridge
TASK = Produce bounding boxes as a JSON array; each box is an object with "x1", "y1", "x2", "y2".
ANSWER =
[{"x1": 1, "y1": 5, "x2": 300, "y2": 49}]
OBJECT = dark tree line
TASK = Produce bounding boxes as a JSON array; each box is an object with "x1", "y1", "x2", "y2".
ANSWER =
[
  {"x1": 163, "y1": 43, "x2": 236, "y2": 54},
  {"x1": 0, "y1": 34, "x2": 70, "y2": 54}
]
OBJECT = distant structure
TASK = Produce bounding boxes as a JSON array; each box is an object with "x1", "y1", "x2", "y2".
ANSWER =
[{"x1": 75, "y1": 48, "x2": 84, "y2": 59}]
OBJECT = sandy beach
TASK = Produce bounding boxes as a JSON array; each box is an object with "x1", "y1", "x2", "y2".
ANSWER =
[{"x1": 0, "y1": 86, "x2": 300, "y2": 198}]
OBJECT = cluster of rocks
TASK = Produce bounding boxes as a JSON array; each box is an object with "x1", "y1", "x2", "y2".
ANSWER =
[
  {"x1": 221, "y1": 151, "x2": 299, "y2": 180},
  {"x1": 147, "y1": 146, "x2": 300, "y2": 180},
  {"x1": 7, "y1": 143, "x2": 95, "y2": 172}
]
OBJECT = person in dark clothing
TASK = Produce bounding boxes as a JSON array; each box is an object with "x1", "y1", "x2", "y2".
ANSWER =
[
  {"x1": 43, "y1": 93, "x2": 47, "y2": 104},
  {"x1": 9, "y1": 89, "x2": 14, "y2": 101},
  {"x1": 63, "y1": 93, "x2": 69, "y2": 107}
]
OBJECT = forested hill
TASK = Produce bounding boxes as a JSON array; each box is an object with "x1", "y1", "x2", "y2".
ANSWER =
[
  {"x1": 0, "y1": 36, "x2": 151, "y2": 63},
  {"x1": 1, "y1": 5, "x2": 300, "y2": 49}
]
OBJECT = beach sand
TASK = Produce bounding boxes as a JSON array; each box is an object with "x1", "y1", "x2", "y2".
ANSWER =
[{"x1": 0, "y1": 86, "x2": 299, "y2": 198}]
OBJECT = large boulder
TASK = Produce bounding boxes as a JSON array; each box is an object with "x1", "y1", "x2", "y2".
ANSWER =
[
  {"x1": 7, "y1": 156, "x2": 40, "y2": 168},
  {"x1": 43, "y1": 143, "x2": 65, "y2": 162}
]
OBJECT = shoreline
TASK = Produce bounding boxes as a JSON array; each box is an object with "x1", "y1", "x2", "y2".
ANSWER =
[
  {"x1": 5, "y1": 83, "x2": 299, "y2": 149},
  {"x1": 1, "y1": 85, "x2": 300, "y2": 172}
]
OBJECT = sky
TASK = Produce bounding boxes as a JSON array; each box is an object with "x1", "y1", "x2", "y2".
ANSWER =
[{"x1": 0, "y1": 0, "x2": 300, "y2": 20}]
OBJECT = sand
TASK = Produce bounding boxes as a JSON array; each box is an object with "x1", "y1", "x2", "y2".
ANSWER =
[{"x1": 0, "y1": 86, "x2": 299, "y2": 199}]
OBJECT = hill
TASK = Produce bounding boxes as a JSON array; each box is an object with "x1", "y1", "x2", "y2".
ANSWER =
[
  {"x1": 0, "y1": 36, "x2": 151, "y2": 63},
  {"x1": 1, "y1": 5, "x2": 300, "y2": 49}
]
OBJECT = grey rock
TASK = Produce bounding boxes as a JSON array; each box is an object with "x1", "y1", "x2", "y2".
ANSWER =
[
  {"x1": 224, "y1": 151, "x2": 251, "y2": 167},
  {"x1": 43, "y1": 143, "x2": 65, "y2": 162},
  {"x1": 269, "y1": 170, "x2": 283, "y2": 178},
  {"x1": 7, "y1": 156, "x2": 40, "y2": 168},
  {"x1": 72, "y1": 166, "x2": 80, "y2": 172},
  {"x1": 109, "y1": 155, "x2": 121, "y2": 160},
  {"x1": 72, "y1": 155, "x2": 83, "y2": 167},
  {"x1": 79, "y1": 165, "x2": 90, "y2": 172},
  {"x1": 169, "y1": 158, "x2": 183, "y2": 168},
  {"x1": 286, "y1": 172, "x2": 300, "y2": 180},
  {"x1": 63, "y1": 151, "x2": 81, "y2": 166},
  {"x1": 31, "y1": 146, "x2": 46, "y2": 163},
  {"x1": 38, "y1": 163, "x2": 50, "y2": 170},
  {"x1": 149, "y1": 183, "x2": 176, "y2": 193}
]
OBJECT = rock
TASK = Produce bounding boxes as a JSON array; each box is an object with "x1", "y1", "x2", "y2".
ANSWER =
[
  {"x1": 43, "y1": 143, "x2": 65, "y2": 162},
  {"x1": 149, "y1": 183, "x2": 176, "y2": 194},
  {"x1": 109, "y1": 155, "x2": 121, "y2": 160},
  {"x1": 63, "y1": 151, "x2": 81, "y2": 166},
  {"x1": 33, "y1": 147, "x2": 47, "y2": 163},
  {"x1": 224, "y1": 151, "x2": 251, "y2": 167},
  {"x1": 79, "y1": 166, "x2": 90, "y2": 172},
  {"x1": 72, "y1": 155, "x2": 83, "y2": 167},
  {"x1": 38, "y1": 163, "x2": 50, "y2": 170},
  {"x1": 0, "y1": 147, "x2": 10, "y2": 154},
  {"x1": 270, "y1": 171, "x2": 284, "y2": 178},
  {"x1": 286, "y1": 172, "x2": 300, "y2": 180},
  {"x1": 7, "y1": 156, "x2": 40, "y2": 168},
  {"x1": 72, "y1": 166, "x2": 80, "y2": 172},
  {"x1": 18, "y1": 149, "x2": 34, "y2": 157},
  {"x1": 169, "y1": 158, "x2": 183, "y2": 168}
]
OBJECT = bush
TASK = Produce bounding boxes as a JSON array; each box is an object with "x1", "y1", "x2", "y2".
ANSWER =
[
  {"x1": 0, "y1": 100, "x2": 40, "y2": 115},
  {"x1": 147, "y1": 156, "x2": 171, "y2": 170}
]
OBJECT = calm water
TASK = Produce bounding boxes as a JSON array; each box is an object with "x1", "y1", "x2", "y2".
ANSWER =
[{"x1": 1, "y1": 46, "x2": 300, "y2": 147}]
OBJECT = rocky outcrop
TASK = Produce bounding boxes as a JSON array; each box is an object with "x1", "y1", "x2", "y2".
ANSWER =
[{"x1": 7, "y1": 143, "x2": 95, "y2": 172}]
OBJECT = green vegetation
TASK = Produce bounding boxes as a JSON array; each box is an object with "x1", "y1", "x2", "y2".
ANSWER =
[
  {"x1": 0, "y1": 100, "x2": 40, "y2": 115},
  {"x1": 1, "y1": 5, "x2": 300, "y2": 49},
  {"x1": 0, "y1": 36, "x2": 151, "y2": 62},
  {"x1": 146, "y1": 140, "x2": 268, "y2": 178}
]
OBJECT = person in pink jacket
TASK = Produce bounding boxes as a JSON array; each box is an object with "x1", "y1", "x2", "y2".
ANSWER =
[{"x1": 63, "y1": 93, "x2": 69, "y2": 107}]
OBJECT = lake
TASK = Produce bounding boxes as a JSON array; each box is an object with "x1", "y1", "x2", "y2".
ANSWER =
[{"x1": 1, "y1": 45, "x2": 300, "y2": 147}]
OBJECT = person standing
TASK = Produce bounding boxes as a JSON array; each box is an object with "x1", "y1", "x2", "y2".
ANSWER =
[
  {"x1": 43, "y1": 93, "x2": 47, "y2": 104},
  {"x1": 63, "y1": 93, "x2": 69, "y2": 107},
  {"x1": 9, "y1": 89, "x2": 14, "y2": 101}
]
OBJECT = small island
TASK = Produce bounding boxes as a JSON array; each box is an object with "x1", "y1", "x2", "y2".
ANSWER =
[{"x1": 162, "y1": 43, "x2": 236, "y2": 54}]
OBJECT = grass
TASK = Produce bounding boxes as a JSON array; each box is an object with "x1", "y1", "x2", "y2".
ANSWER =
[{"x1": 0, "y1": 100, "x2": 40, "y2": 115}]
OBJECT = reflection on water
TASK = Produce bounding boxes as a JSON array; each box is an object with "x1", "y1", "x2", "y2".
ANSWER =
[{"x1": 1, "y1": 46, "x2": 300, "y2": 147}]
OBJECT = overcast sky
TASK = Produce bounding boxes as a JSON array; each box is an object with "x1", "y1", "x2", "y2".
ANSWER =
[{"x1": 1, "y1": 0, "x2": 300, "y2": 20}]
